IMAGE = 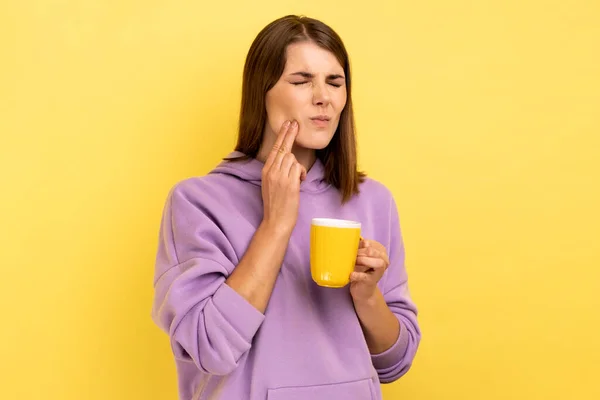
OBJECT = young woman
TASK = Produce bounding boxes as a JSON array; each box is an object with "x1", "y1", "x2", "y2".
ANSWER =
[{"x1": 152, "y1": 14, "x2": 421, "y2": 400}]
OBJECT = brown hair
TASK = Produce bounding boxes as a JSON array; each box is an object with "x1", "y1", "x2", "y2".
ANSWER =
[{"x1": 225, "y1": 15, "x2": 366, "y2": 203}]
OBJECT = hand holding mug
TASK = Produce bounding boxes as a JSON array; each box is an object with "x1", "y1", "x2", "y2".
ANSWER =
[{"x1": 349, "y1": 239, "x2": 390, "y2": 303}]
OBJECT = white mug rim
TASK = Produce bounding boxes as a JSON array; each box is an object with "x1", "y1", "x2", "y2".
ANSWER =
[{"x1": 311, "y1": 218, "x2": 361, "y2": 228}]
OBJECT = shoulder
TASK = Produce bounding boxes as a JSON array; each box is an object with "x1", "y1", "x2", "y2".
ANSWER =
[
  {"x1": 357, "y1": 176, "x2": 396, "y2": 206},
  {"x1": 168, "y1": 175, "x2": 206, "y2": 199},
  {"x1": 165, "y1": 173, "x2": 232, "y2": 210},
  {"x1": 353, "y1": 176, "x2": 402, "y2": 225}
]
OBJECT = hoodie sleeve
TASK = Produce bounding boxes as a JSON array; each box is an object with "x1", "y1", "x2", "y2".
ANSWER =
[
  {"x1": 371, "y1": 196, "x2": 421, "y2": 383},
  {"x1": 151, "y1": 181, "x2": 265, "y2": 376}
]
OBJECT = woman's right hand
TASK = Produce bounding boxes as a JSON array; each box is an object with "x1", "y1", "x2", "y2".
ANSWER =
[{"x1": 261, "y1": 120, "x2": 307, "y2": 235}]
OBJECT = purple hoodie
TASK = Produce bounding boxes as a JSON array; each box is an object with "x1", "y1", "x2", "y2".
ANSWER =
[{"x1": 151, "y1": 151, "x2": 421, "y2": 400}]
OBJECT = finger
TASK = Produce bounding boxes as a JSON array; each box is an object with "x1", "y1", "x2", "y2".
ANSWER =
[
  {"x1": 357, "y1": 246, "x2": 377, "y2": 257},
  {"x1": 273, "y1": 120, "x2": 300, "y2": 170},
  {"x1": 280, "y1": 153, "x2": 296, "y2": 176},
  {"x1": 358, "y1": 239, "x2": 390, "y2": 264},
  {"x1": 382, "y1": 252, "x2": 390, "y2": 266},
  {"x1": 357, "y1": 246, "x2": 383, "y2": 259},
  {"x1": 350, "y1": 271, "x2": 370, "y2": 283},
  {"x1": 299, "y1": 165, "x2": 307, "y2": 181},
  {"x1": 355, "y1": 256, "x2": 388, "y2": 271},
  {"x1": 288, "y1": 161, "x2": 303, "y2": 183},
  {"x1": 354, "y1": 264, "x2": 373, "y2": 273},
  {"x1": 360, "y1": 238, "x2": 382, "y2": 249},
  {"x1": 281, "y1": 120, "x2": 299, "y2": 155},
  {"x1": 357, "y1": 247, "x2": 390, "y2": 265},
  {"x1": 369, "y1": 240, "x2": 387, "y2": 254},
  {"x1": 264, "y1": 120, "x2": 291, "y2": 170}
]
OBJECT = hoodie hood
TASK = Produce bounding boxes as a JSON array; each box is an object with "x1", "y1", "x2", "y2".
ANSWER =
[{"x1": 210, "y1": 151, "x2": 331, "y2": 194}]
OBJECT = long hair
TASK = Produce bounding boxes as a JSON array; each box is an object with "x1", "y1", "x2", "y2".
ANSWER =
[{"x1": 226, "y1": 15, "x2": 365, "y2": 203}]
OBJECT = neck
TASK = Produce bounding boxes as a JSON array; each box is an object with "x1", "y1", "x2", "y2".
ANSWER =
[{"x1": 256, "y1": 129, "x2": 317, "y2": 171}]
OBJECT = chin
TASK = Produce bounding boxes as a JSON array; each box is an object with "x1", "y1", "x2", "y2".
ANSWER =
[
  {"x1": 295, "y1": 136, "x2": 332, "y2": 150},
  {"x1": 296, "y1": 129, "x2": 335, "y2": 150}
]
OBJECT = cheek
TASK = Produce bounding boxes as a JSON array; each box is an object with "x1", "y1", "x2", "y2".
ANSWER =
[
  {"x1": 265, "y1": 97, "x2": 285, "y2": 132},
  {"x1": 266, "y1": 88, "x2": 302, "y2": 125},
  {"x1": 278, "y1": 89, "x2": 304, "y2": 116},
  {"x1": 334, "y1": 92, "x2": 347, "y2": 118}
]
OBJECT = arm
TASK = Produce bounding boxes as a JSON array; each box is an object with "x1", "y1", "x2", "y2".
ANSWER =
[
  {"x1": 353, "y1": 288, "x2": 401, "y2": 355},
  {"x1": 368, "y1": 280, "x2": 420, "y2": 383},
  {"x1": 151, "y1": 184, "x2": 268, "y2": 376},
  {"x1": 226, "y1": 119, "x2": 304, "y2": 313},
  {"x1": 225, "y1": 220, "x2": 292, "y2": 313},
  {"x1": 152, "y1": 121, "x2": 304, "y2": 376},
  {"x1": 351, "y1": 197, "x2": 421, "y2": 382},
  {"x1": 373, "y1": 197, "x2": 421, "y2": 383}
]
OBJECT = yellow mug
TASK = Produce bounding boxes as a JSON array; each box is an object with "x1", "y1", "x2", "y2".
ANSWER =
[{"x1": 310, "y1": 218, "x2": 361, "y2": 288}]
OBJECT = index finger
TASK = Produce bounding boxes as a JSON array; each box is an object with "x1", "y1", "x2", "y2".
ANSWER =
[
  {"x1": 360, "y1": 238, "x2": 382, "y2": 250},
  {"x1": 357, "y1": 246, "x2": 390, "y2": 265},
  {"x1": 264, "y1": 120, "x2": 291, "y2": 169},
  {"x1": 360, "y1": 239, "x2": 389, "y2": 261},
  {"x1": 281, "y1": 120, "x2": 299, "y2": 155}
]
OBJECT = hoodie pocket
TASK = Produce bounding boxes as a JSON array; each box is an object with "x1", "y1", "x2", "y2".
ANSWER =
[{"x1": 266, "y1": 378, "x2": 375, "y2": 400}]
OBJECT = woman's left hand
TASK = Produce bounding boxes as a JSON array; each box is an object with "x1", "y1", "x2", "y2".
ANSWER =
[{"x1": 349, "y1": 238, "x2": 390, "y2": 303}]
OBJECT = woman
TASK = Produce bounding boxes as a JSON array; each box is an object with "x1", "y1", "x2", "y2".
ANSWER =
[{"x1": 152, "y1": 14, "x2": 421, "y2": 400}]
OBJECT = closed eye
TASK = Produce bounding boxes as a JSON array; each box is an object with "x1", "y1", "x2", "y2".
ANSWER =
[{"x1": 291, "y1": 81, "x2": 343, "y2": 88}]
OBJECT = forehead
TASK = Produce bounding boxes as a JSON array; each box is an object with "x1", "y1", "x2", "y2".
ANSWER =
[{"x1": 283, "y1": 41, "x2": 344, "y2": 74}]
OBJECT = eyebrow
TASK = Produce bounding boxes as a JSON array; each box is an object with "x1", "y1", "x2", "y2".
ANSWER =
[{"x1": 289, "y1": 71, "x2": 345, "y2": 80}]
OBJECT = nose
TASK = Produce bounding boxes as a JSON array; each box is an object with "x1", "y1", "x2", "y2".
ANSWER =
[{"x1": 312, "y1": 81, "x2": 331, "y2": 107}]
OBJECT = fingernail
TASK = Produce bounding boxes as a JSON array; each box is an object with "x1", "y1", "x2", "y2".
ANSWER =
[
  {"x1": 284, "y1": 120, "x2": 291, "y2": 128},
  {"x1": 292, "y1": 120, "x2": 298, "y2": 128}
]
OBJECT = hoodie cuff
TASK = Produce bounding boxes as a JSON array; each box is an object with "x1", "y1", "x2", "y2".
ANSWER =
[
  {"x1": 371, "y1": 319, "x2": 410, "y2": 371},
  {"x1": 212, "y1": 282, "x2": 266, "y2": 341}
]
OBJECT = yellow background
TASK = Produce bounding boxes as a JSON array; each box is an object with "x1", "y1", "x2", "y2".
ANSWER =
[{"x1": 1, "y1": 1, "x2": 599, "y2": 399}]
